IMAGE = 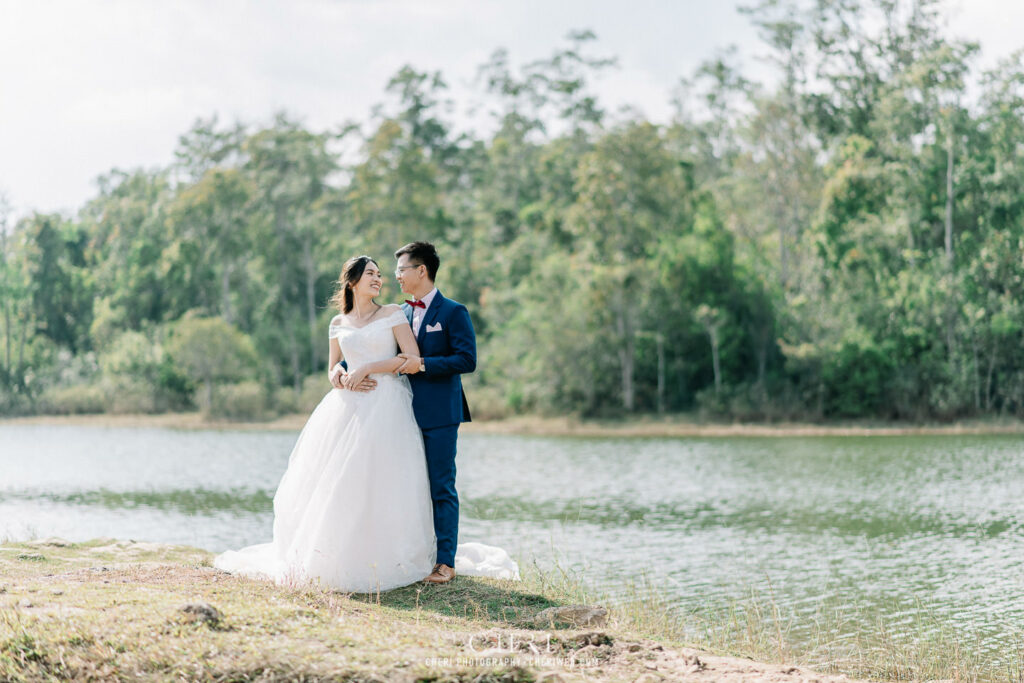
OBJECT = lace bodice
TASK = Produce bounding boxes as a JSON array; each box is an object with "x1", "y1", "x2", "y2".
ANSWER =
[{"x1": 329, "y1": 309, "x2": 409, "y2": 372}]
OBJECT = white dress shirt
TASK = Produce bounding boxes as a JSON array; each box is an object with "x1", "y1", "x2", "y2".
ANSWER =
[{"x1": 411, "y1": 287, "x2": 438, "y2": 337}]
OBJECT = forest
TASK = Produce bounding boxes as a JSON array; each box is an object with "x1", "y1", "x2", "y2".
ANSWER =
[{"x1": 3, "y1": 0, "x2": 1024, "y2": 422}]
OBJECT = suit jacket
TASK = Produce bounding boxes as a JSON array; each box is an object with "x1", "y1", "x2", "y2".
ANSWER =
[{"x1": 402, "y1": 290, "x2": 476, "y2": 429}]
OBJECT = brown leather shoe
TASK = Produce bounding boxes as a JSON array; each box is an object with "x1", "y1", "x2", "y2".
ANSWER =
[{"x1": 422, "y1": 563, "x2": 455, "y2": 584}]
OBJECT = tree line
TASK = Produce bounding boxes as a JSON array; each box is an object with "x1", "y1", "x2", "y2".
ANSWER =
[{"x1": 4, "y1": 0, "x2": 1024, "y2": 421}]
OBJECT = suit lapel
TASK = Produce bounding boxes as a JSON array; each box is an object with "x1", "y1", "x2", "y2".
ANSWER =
[{"x1": 417, "y1": 290, "x2": 445, "y2": 346}]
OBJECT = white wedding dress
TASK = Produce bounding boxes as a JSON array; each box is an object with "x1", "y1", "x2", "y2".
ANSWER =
[{"x1": 214, "y1": 309, "x2": 518, "y2": 592}]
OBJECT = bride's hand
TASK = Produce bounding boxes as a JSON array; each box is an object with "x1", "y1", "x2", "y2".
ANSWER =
[{"x1": 343, "y1": 368, "x2": 369, "y2": 390}]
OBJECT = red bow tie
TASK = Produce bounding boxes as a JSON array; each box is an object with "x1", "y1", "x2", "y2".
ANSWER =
[{"x1": 406, "y1": 299, "x2": 426, "y2": 309}]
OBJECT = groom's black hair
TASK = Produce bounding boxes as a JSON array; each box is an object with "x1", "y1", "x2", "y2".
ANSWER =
[{"x1": 395, "y1": 241, "x2": 440, "y2": 281}]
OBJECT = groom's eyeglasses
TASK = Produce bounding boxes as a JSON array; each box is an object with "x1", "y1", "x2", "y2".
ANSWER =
[{"x1": 395, "y1": 264, "x2": 423, "y2": 277}]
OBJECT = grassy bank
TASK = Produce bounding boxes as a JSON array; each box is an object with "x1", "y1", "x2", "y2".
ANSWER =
[
  {"x1": 0, "y1": 539, "x2": 859, "y2": 683},
  {"x1": 1, "y1": 539, "x2": 1016, "y2": 682},
  {"x1": 8, "y1": 411, "x2": 1024, "y2": 437}
]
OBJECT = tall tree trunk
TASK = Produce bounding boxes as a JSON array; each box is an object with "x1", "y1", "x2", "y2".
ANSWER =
[
  {"x1": 985, "y1": 346, "x2": 997, "y2": 412},
  {"x1": 778, "y1": 204, "x2": 789, "y2": 290},
  {"x1": 303, "y1": 236, "x2": 318, "y2": 374},
  {"x1": 16, "y1": 313, "x2": 27, "y2": 387},
  {"x1": 757, "y1": 342, "x2": 767, "y2": 388},
  {"x1": 204, "y1": 378, "x2": 214, "y2": 414},
  {"x1": 970, "y1": 331, "x2": 980, "y2": 411},
  {"x1": 613, "y1": 293, "x2": 634, "y2": 412},
  {"x1": 655, "y1": 333, "x2": 665, "y2": 415},
  {"x1": 274, "y1": 203, "x2": 301, "y2": 390},
  {"x1": 945, "y1": 130, "x2": 954, "y2": 269},
  {"x1": 710, "y1": 326, "x2": 722, "y2": 395},
  {"x1": 221, "y1": 263, "x2": 233, "y2": 325},
  {"x1": 0, "y1": 207, "x2": 9, "y2": 376},
  {"x1": 3, "y1": 295, "x2": 10, "y2": 375},
  {"x1": 944, "y1": 125, "x2": 957, "y2": 361}
]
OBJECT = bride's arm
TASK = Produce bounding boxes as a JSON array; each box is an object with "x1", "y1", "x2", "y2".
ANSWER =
[
  {"x1": 328, "y1": 337, "x2": 343, "y2": 371},
  {"x1": 328, "y1": 335, "x2": 346, "y2": 389},
  {"x1": 393, "y1": 321, "x2": 421, "y2": 362}
]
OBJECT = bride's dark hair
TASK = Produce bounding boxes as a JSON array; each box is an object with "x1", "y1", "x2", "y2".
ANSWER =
[{"x1": 329, "y1": 255, "x2": 379, "y2": 313}]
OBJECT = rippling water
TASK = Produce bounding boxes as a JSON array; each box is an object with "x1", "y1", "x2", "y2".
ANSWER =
[{"x1": 2, "y1": 425, "x2": 1023, "y2": 656}]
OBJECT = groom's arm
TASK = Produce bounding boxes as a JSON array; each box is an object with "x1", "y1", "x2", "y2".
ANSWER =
[{"x1": 421, "y1": 304, "x2": 477, "y2": 377}]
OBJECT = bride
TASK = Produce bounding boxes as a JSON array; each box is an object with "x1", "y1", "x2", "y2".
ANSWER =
[{"x1": 214, "y1": 255, "x2": 517, "y2": 592}]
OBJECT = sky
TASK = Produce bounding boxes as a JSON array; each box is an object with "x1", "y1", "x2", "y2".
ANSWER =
[{"x1": 1, "y1": 0, "x2": 1022, "y2": 218}]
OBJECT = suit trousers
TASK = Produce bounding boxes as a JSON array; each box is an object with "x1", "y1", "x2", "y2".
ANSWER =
[{"x1": 422, "y1": 423, "x2": 459, "y2": 567}]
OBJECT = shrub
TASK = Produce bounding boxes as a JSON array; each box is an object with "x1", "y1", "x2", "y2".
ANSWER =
[
  {"x1": 37, "y1": 384, "x2": 107, "y2": 415},
  {"x1": 273, "y1": 375, "x2": 332, "y2": 415},
  {"x1": 209, "y1": 381, "x2": 270, "y2": 421},
  {"x1": 96, "y1": 329, "x2": 193, "y2": 413},
  {"x1": 820, "y1": 338, "x2": 896, "y2": 418},
  {"x1": 167, "y1": 317, "x2": 258, "y2": 412}
]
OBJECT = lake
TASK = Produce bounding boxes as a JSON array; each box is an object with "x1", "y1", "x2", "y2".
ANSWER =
[{"x1": 2, "y1": 424, "x2": 1023, "y2": 660}]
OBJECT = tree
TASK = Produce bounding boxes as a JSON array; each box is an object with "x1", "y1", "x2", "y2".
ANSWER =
[{"x1": 167, "y1": 317, "x2": 258, "y2": 412}]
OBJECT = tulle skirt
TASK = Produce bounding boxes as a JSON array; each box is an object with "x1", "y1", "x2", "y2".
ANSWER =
[{"x1": 214, "y1": 374, "x2": 518, "y2": 592}]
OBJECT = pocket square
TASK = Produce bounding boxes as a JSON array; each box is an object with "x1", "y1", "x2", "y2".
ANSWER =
[{"x1": 426, "y1": 322, "x2": 443, "y2": 332}]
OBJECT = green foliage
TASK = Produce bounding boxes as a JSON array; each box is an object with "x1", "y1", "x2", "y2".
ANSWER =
[
  {"x1": 209, "y1": 381, "x2": 270, "y2": 421},
  {"x1": 272, "y1": 374, "x2": 332, "y2": 416},
  {"x1": 37, "y1": 384, "x2": 107, "y2": 415},
  {"x1": 5, "y1": 15, "x2": 1024, "y2": 421},
  {"x1": 820, "y1": 337, "x2": 897, "y2": 418},
  {"x1": 166, "y1": 317, "x2": 258, "y2": 414},
  {"x1": 97, "y1": 329, "x2": 192, "y2": 413}
]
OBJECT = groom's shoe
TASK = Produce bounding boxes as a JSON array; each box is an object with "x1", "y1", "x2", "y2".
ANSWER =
[{"x1": 423, "y1": 563, "x2": 455, "y2": 584}]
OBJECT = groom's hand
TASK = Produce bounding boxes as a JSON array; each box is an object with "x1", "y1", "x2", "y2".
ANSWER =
[{"x1": 396, "y1": 353, "x2": 422, "y2": 375}]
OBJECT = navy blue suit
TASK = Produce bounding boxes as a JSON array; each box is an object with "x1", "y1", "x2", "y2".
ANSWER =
[{"x1": 402, "y1": 290, "x2": 475, "y2": 567}]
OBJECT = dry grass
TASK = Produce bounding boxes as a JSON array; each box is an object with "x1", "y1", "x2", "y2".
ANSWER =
[
  {"x1": 591, "y1": 570, "x2": 1024, "y2": 683},
  {"x1": 3, "y1": 538, "x2": 1020, "y2": 682},
  {"x1": 0, "y1": 538, "x2": 748, "y2": 682}
]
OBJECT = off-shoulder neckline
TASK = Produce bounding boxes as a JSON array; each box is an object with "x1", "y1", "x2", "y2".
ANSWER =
[{"x1": 330, "y1": 308, "x2": 405, "y2": 332}]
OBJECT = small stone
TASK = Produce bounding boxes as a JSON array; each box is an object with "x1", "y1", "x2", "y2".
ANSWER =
[
  {"x1": 682, "y1": 654, "x2": 705, "y2": 672},
  {"x1": 575, "y1": 631, "x2": 613, "y2": 647},
  {"x1": 536, "y1": 673, "x2": 565, "y2": 683},
  {"x1": 26, "y1": 537, "x2": 70, "y2": 548},
  {"x1": 533, "y1": 605, "x2": 608, "y2": 628},
  {"x1": 180, "y1": 602, "x2": 223, "y2": 626},
  {"x1": 51, "y1": 590, "x2": 64, "y2": 596},
  {"x1": 627, "y1": 643, "x2": 643, "y2": 652},
  {"x1": 633, "y1": 675, "x2": 661, "y2": 683},
  {"x1": 18, "y1": 600, "x2": 34, "y2": 608},
  {"x1": 644, "y1": 662, "x2": 658, "y2": 670}
]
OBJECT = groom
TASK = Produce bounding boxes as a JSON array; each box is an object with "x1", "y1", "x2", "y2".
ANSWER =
[{"x1": 391, "y1": 241, "x2": 476, "y2": 585}]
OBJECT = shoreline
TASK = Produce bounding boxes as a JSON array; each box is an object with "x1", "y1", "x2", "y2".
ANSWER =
[{"x1": 5, "y1": 411, "x2": 1024, "y2": 436}]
